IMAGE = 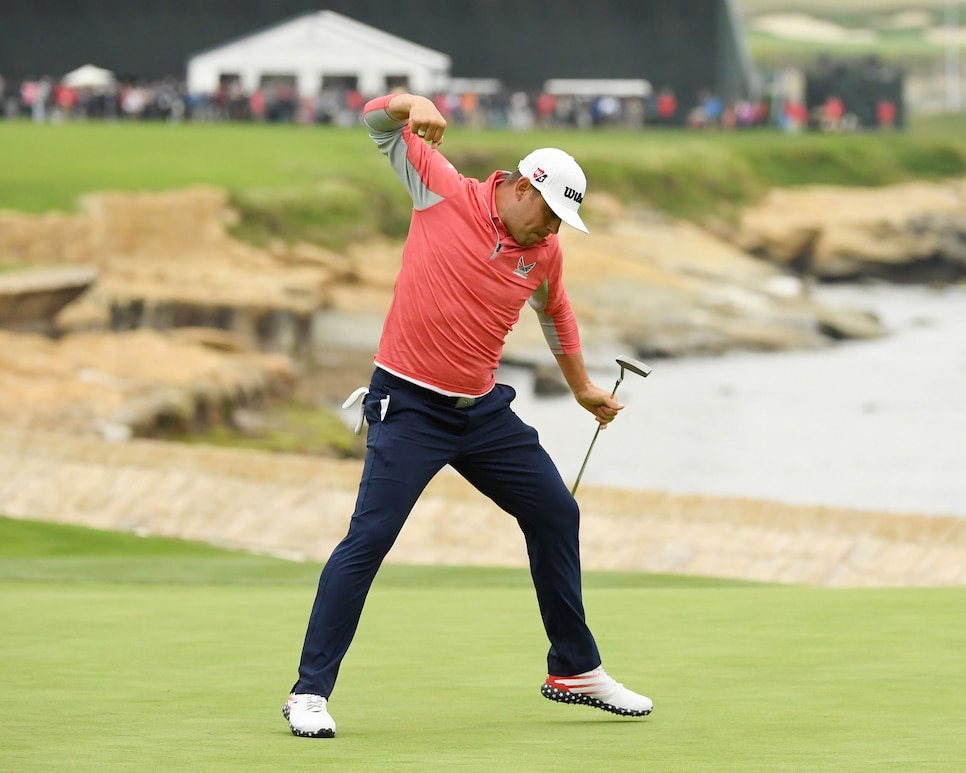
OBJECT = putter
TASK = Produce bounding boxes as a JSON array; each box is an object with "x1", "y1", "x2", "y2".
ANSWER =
[{"x1": 571, "y1": 355, "x2": 652, "y2": 495}]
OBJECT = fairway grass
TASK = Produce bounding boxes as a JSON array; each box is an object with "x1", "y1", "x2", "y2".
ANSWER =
[
  {"x1": 1, "y1": 516, "x2": 964, "y2": 772},
  {"x1": 3, "y1": 117, "x2": 966, "y2": 228}
]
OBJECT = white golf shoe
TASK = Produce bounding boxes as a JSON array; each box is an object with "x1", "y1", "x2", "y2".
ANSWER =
[
  {"x1": 541, "y1": 666, "x2": 653, "y2": 716},
  {"x1": 283, "y1": 693, "x2": 336, "y2": 738}
]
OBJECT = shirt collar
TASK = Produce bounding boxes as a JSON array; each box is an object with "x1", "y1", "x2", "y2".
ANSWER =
[{"x1": 484, "y1": 170, "x2": 510, "y2": 239}]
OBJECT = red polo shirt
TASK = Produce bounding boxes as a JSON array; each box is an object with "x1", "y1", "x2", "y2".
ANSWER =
[{"x1": 364, "y1": 95, "x2": 581, "y2": 397}]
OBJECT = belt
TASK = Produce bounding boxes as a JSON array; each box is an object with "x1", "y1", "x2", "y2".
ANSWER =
[
  {"x1": 379, "y1": 370, "x2": 481, "y2": 409},
  {"x1": 403, "y1": 383, "x2": 478, "y2": 409}
]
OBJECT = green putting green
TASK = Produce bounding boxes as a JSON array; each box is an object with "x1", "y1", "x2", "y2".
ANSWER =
[{"x1": 1, "y1": 515, "x2": 964, "y2": 772}]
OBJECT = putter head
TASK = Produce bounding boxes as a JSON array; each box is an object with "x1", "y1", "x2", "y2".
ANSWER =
[{"x1": 616, "y1": 355, "x2": 652, "y2": 379}]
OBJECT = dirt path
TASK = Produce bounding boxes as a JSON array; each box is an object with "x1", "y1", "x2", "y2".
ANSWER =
[{"x1": 2, "y1": 428, "x2": 964, "y2": 587}]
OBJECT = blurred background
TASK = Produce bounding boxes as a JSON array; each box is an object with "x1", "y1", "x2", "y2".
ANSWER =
[{"x1": 1, "y1": 0, "x2": 963, "y2": 127}]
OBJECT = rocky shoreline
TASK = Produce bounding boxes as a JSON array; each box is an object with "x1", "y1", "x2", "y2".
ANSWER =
[
  {"x1": 2, "y1": 181, "x2": 965, "y2": 587},
  {"x1": 5, "y1": 182, "x2": 949, "y2": 438}
]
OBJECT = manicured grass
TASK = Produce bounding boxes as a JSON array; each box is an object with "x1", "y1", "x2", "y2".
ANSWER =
[
  {"x1": 3, "y1": 116, "x2": 966, "y2": 234},
  {"x1": 2, "y1": 515, "x2": 965, "y2": 772},
  {"x1": 0, "y1": 121, "x2": 378, "y2": 212},
  {"x1": 737, "y1": 0, "x2": 945, "y2": 12},
  {"x1": 746, "y1": 31, "x2": 947, "y2": 71}
]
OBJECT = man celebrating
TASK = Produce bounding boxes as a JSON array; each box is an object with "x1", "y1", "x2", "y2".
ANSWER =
[{"x1": 284, "y1": 92, "x2": 653, "y2": 738}]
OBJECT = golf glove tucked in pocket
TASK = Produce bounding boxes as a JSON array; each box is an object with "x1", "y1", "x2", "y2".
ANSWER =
[
  {"x1": 342, "y1": 387, "x2": 369, "y2": 434},
  {"x1": 341, "y1": 387, "x2": 392, "y2": 434}
]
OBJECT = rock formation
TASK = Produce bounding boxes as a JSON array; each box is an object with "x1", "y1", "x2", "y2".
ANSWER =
[
  {"x1": 3, "y1": 179, "x2": 963, "y2": 437},
  {"x1": 734, "y1": 178, "x2": 966, "y2": 282},
  {"x1": 2, "y1": 181, "x2": 964, "y2": 586}
]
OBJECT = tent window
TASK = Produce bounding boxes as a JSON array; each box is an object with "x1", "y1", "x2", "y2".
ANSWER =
[
  {"x1": 385, "y1": 75, "x2": 409, "y2": 92},
  {"x1": 321, "y1": 75, "x2": 359, "y2": 92},
  {"x1": 260, "y1": 74, "x2": 296, "y2": 90}
]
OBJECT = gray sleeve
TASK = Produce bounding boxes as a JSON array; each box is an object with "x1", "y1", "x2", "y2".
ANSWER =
[
  {"x1": 364, "y1": 111, "x2": 444, "y2": 211},
  {"x1": 528, "y1": 279, "x2": 565, "y2": 354}
]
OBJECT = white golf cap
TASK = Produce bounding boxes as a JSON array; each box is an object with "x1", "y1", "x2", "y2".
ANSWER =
[{"x1": 518, "y1": 148, "x2": 589, "y2": 234}]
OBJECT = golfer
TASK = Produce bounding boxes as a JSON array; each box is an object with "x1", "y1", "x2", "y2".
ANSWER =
[{"x1": 284, "y1": 92, "x2": 653, "y2": 738}]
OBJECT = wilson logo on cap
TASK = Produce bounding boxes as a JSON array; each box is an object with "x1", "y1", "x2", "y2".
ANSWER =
[
  {"x1": 564, "y1": 186, "x2": 583, "y2": 204},
  {"x1": 518, "y1": 147, "x2": 590, "y2": 234}
]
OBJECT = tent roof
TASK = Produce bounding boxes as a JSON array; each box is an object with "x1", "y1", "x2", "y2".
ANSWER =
[
  {"x1": 188, "y1": 10, "x2": 450, "y2": 70},
  {"x1": 544, "y1": 79, "x2": 652, "y2": 98},
  {"x1": 61, "y1": 63, "x2": 116, "y2": 88}
]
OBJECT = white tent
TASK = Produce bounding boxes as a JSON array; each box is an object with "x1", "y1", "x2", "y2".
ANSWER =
[
  {"x1": 186, "y1": 10, "x2": 451, "y2": 98},
  {"x1": 62, "y1": 64, "x2": 116, "y2": 89},
  {"x1": 543, "y1": 79, "x2": 652, "y2": 98}
]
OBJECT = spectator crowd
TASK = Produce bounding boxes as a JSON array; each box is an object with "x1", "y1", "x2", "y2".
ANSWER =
[{"x1": 0, "y1": 72, "x2": 895, "y2": 133}]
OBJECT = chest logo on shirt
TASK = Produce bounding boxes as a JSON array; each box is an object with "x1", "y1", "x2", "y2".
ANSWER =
[{"x1": 513, "y1": 256, "x2": 537, "y2": 278}]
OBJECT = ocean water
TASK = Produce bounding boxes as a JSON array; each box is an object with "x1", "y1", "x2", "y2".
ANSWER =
[{"x1": 500, "y1": 284, "x2": 966, "y2": 518}]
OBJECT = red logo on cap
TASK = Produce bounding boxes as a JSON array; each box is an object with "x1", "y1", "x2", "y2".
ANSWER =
[{"x1": 532, "y1": 167, "x2": 548, "y2": 183}]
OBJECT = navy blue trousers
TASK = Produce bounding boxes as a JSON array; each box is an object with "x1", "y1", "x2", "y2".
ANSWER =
[{"x1": 296, "y1": 367, "x2": 602, "y2": 697}]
